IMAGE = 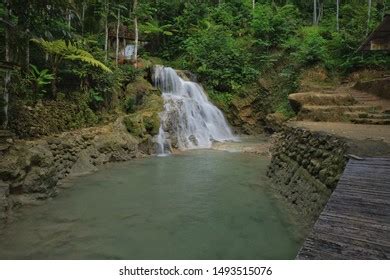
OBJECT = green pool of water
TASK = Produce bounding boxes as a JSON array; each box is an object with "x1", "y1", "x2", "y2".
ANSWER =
[{"x1": 0, "y1": 149, "x2": 303, "y2": 259}]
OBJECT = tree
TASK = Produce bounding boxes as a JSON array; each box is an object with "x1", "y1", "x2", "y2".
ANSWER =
[
  {"x1": 367, "y1": 0, "x2": 372, "y2": 35},
  {"x1": 32, "y1": 39, "x2": 112, "y2": 96},
  {"x1": 336, "y1": 0, "x2": 339, "y2": 31},
  {"x1": 94, "y1": 0, "x2": 111, "y2": 62},
  {"x1": 2, "y1": 0, "x2": 11, "y2": 129},
  {"x1": 113, "y1": 4, "x2": 127, "y2": 67},
  {"x1": 133, "y1": 0, "x2": 139, "y2": 67},
  {"x1": 115, "y1": 7, "x2": 120, "y2": 66},
  {"x1": 104, "y1": 0, "x2": 110, "y2": 62},
  {"x1": 140, "y1": 20, "x2": 173, "y2": 53},
  {"x1": 81, "y1": 0, "x2": 87, "y2": 35}
]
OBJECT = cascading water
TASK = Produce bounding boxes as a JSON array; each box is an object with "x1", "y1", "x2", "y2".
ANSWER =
[{"x1": 153, "y1": 65, "x2": 236, "y2": 155}]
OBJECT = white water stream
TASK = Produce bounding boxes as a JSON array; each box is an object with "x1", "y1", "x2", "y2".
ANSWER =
[{"x1": 153, "y1": 66, "x2": 236, "y2": 155}]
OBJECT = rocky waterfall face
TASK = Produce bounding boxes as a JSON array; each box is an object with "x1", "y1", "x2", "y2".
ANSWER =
[{"x1": 153, "y1": 66, "x2": 236, "y2": 154}]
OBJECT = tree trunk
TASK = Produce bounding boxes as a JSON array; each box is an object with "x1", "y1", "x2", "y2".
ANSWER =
[
  {"x1": 3, "y1": 72, "x2": 10, "y2": 130},
  {"x1": 68, "y1": 9, "x2": 72, "y2": 31},
  {"x1": 252, "y1": 0, "x2": 255, "y2": 11},
  {"x1": 104, "y1": 10, "x2": 108, "y2": 62},
  {"x1": 115, "y1": 9, "x2": 120, "y2": 67},
  {"x1": 317, "y1": 1, "x2": 323, "y2": 24},
  {"x1": 133, "y1": 0, "x2": 139, "y2": 67},
  {"x1": 2, "y1": 0, "x2": 11, "y2": 129},
  {"x1": 51, "y1": 64, "x2": 58, "y2": 99},
  {"x1": 336, "y1": 0, "x2": 340, "y2": 31},
  {"x1": 25, "y1": 30, "x2": 30, "y2": 72},
  {"x1": 25, "y1": 5, "x2": 30, "y2": 71},
  {"x1": 367, "y1": 0, "x2": 372, "y2": 35},
  {"x1": 313, "y1": 0, "x2": 317, "y2": 25},
  {"x1": 81, "y1": 1, "x2": 86, "y2": 35}
]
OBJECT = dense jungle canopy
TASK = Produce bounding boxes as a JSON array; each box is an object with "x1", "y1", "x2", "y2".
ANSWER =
[{"x1": 1, "y1": 0, "x2": 389, "y2": 132}]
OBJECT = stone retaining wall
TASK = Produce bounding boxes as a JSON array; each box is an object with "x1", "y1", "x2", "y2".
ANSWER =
[
  {"x1": 8, "y1": 100, "x2": 100, "y2": 139},
  {"x1": 0, "y1": 118, "x2": 153, "y2": 228},
  {"x1": 267, "y1": 125, "x2": 348, "y2": 226},
  {"x1": 354, "y1": 77, "x2": 390, "y2": 100}
]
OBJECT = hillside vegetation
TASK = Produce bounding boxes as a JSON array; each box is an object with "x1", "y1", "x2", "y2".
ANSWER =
[{"x1": 1, "y1": 0, "x2": 389, "y2": 136}]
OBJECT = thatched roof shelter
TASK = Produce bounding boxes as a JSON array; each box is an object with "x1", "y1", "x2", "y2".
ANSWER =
[{"x1": 358, "y1": 14, "x2": 390, "y2": 52}]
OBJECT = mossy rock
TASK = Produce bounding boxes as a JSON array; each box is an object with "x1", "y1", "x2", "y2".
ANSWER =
[
  {"x1": 122, "y1": 92, "x2": 163, "y2": 139},
  {"x1": 141, "y1": 94, "x2": 163, "y2": 111},
  {"x1": 124, "y1": 77, "x2": 162, "y2": 112},
  {"x1": 142, "y1": 112, "x2": 160, "y2": 136},
  {"x1": 8, "y1": 100, "x2": 99, "y2": 138},
  {"x1": 122, "y1": 76, "x2": 164, "y2": 139},
  {"x1": 123, "y1": 112, "x2": 160, "y2": 138},
  {"x1": 123, "y1": 114, "x2": 146, "y2": 138},
  {"x1": 125, "y1": 77, "x2": 155, "y2": 99}
]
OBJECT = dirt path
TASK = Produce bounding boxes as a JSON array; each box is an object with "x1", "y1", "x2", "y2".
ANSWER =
[
  {"x1": 288, "y1": 121, "x2": 390, "y2": 157},
  {"x1": 289, "y1": 121, "x2": 390, "y2": 143}
]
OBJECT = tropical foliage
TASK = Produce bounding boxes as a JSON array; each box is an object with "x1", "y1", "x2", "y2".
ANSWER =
[
  {"x1": 28, "y1": 64, "x2": 55, "y2": 97},
  {"x1": 0, "y1": 0, "x2": 389, "y2": 129}
]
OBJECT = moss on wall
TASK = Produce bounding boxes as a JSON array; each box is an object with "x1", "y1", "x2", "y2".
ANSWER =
[
  {"x1": 123, "y1": 77, "x2": 163, "y2": 139},
  {"x1": 9, "y1": 100, "x2": 99, "y2": 138},
  {"x1": 267, "y1": 125, "x2": 348, "y2": 228}
]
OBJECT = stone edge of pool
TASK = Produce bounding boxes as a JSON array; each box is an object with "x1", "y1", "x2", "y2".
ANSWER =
[
  {"x1": 0, "y1": 117, "x2": 154, "y2": 228},
  {"x1": 2, "y1": 117, "x2": 379, "y2": 260}
]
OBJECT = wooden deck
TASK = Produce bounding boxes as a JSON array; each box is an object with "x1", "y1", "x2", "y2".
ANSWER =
[{"x1": 297, "y1": 157, "x2": 390, "y2": 259}]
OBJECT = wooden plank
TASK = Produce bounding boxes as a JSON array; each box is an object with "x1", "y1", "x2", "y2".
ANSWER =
[
  {"x1": 297, "y1": 157, "x2": 390, "y2": 260},
  {"x1": 334, "y1": 188, "x2": 390, "y2": 199}
]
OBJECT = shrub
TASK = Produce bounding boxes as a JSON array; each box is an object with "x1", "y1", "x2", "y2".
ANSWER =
[
  {"x1": 124, "y1": 96, "x2": 136, "y2": 113},
  {"x1": 286, "y1": 26, "x2": 328, "y2": 66},
  {"x1": 184, "y1": 25, "x2": 257, "y2": 92},
  {"x1": 208, "y1": 91, "x2": 234, "y2": 112}
]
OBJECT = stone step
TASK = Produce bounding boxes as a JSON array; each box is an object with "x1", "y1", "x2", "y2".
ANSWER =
[
  {"x1": 350, "y1": 91, "x2": 382, "y2": 102},
  {"x1": 0, "y1": 130, "x2": 14, "y2": 139},
  {"x1": 0, "y1": 143, "x2": 11, "y2": 151},
  {"x1": 355, "y1": 97, "x2": 382, "y2": 102},
  {"x1": 0, "y1": 130, "x2": 14, "y2": 152},
  {"x1": 297, "y1": 105, "x2": 381, "y2": 122},
  {"x1": 0, "y1": 130, "x2": 15, "y2": 143},
  {"x1": 345, "y1": 112, "x2": 390, "y2": 120},
  {"x1": 289, "y1": 92, "x2": 356, "y2": 113},
  {"x1": 351, "y1": 118, "x2": 390, "y2": 125},
  {"x1": 301, "y1": 105, "x2": 381, "y2": 113}
]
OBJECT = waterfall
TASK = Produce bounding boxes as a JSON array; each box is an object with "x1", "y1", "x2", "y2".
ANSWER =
[{"x1": 153, "y1": 65, "x2": 236, "y2": 155}]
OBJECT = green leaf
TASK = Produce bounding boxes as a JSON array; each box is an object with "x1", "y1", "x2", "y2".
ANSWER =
[{"x1": 31, "y1": 39, "x2": 112, "y2": 73}]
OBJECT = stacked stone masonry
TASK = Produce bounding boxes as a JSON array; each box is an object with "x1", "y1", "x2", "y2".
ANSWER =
[{"x1": 267, "y1": 126, "x2": 348, "y2": 226}]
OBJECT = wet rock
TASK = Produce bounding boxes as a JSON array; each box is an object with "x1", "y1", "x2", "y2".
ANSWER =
[
  {"x1": 0, "y1": 181, "x2": 9, "y2": 222},
  {"x1": 189, "y1": 135, "x2": 198, "y2": 146},
  {"x1": 267, "y1": 124, "x2": 347, "y2": 228},
  {"x1": 69, "y1": 150, "x2": 98, "y2": 177},
  {"x1": 0, "y1": 116, "x2": 144, "y2": 226}
]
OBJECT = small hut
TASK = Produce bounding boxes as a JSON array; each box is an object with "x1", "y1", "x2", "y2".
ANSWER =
[
  {"x1": 108, "y1": 24, "x2": 146, "y2": 63},
  {"x1": 358, "y1": 14, "x2": 390, "y2": 52}
]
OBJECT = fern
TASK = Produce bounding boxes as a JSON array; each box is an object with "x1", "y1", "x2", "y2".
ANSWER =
[
  {"x1": 140, "y1": 21, "x2": 174, "y2": 36},
  {"x1": 31, "y1": 39, "x2": 112, "y2": 73}
]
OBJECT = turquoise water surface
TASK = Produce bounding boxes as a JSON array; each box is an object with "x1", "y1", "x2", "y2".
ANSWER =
[{"x1": 0, "y1": 149, "x2": 303, "y2": 259}]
